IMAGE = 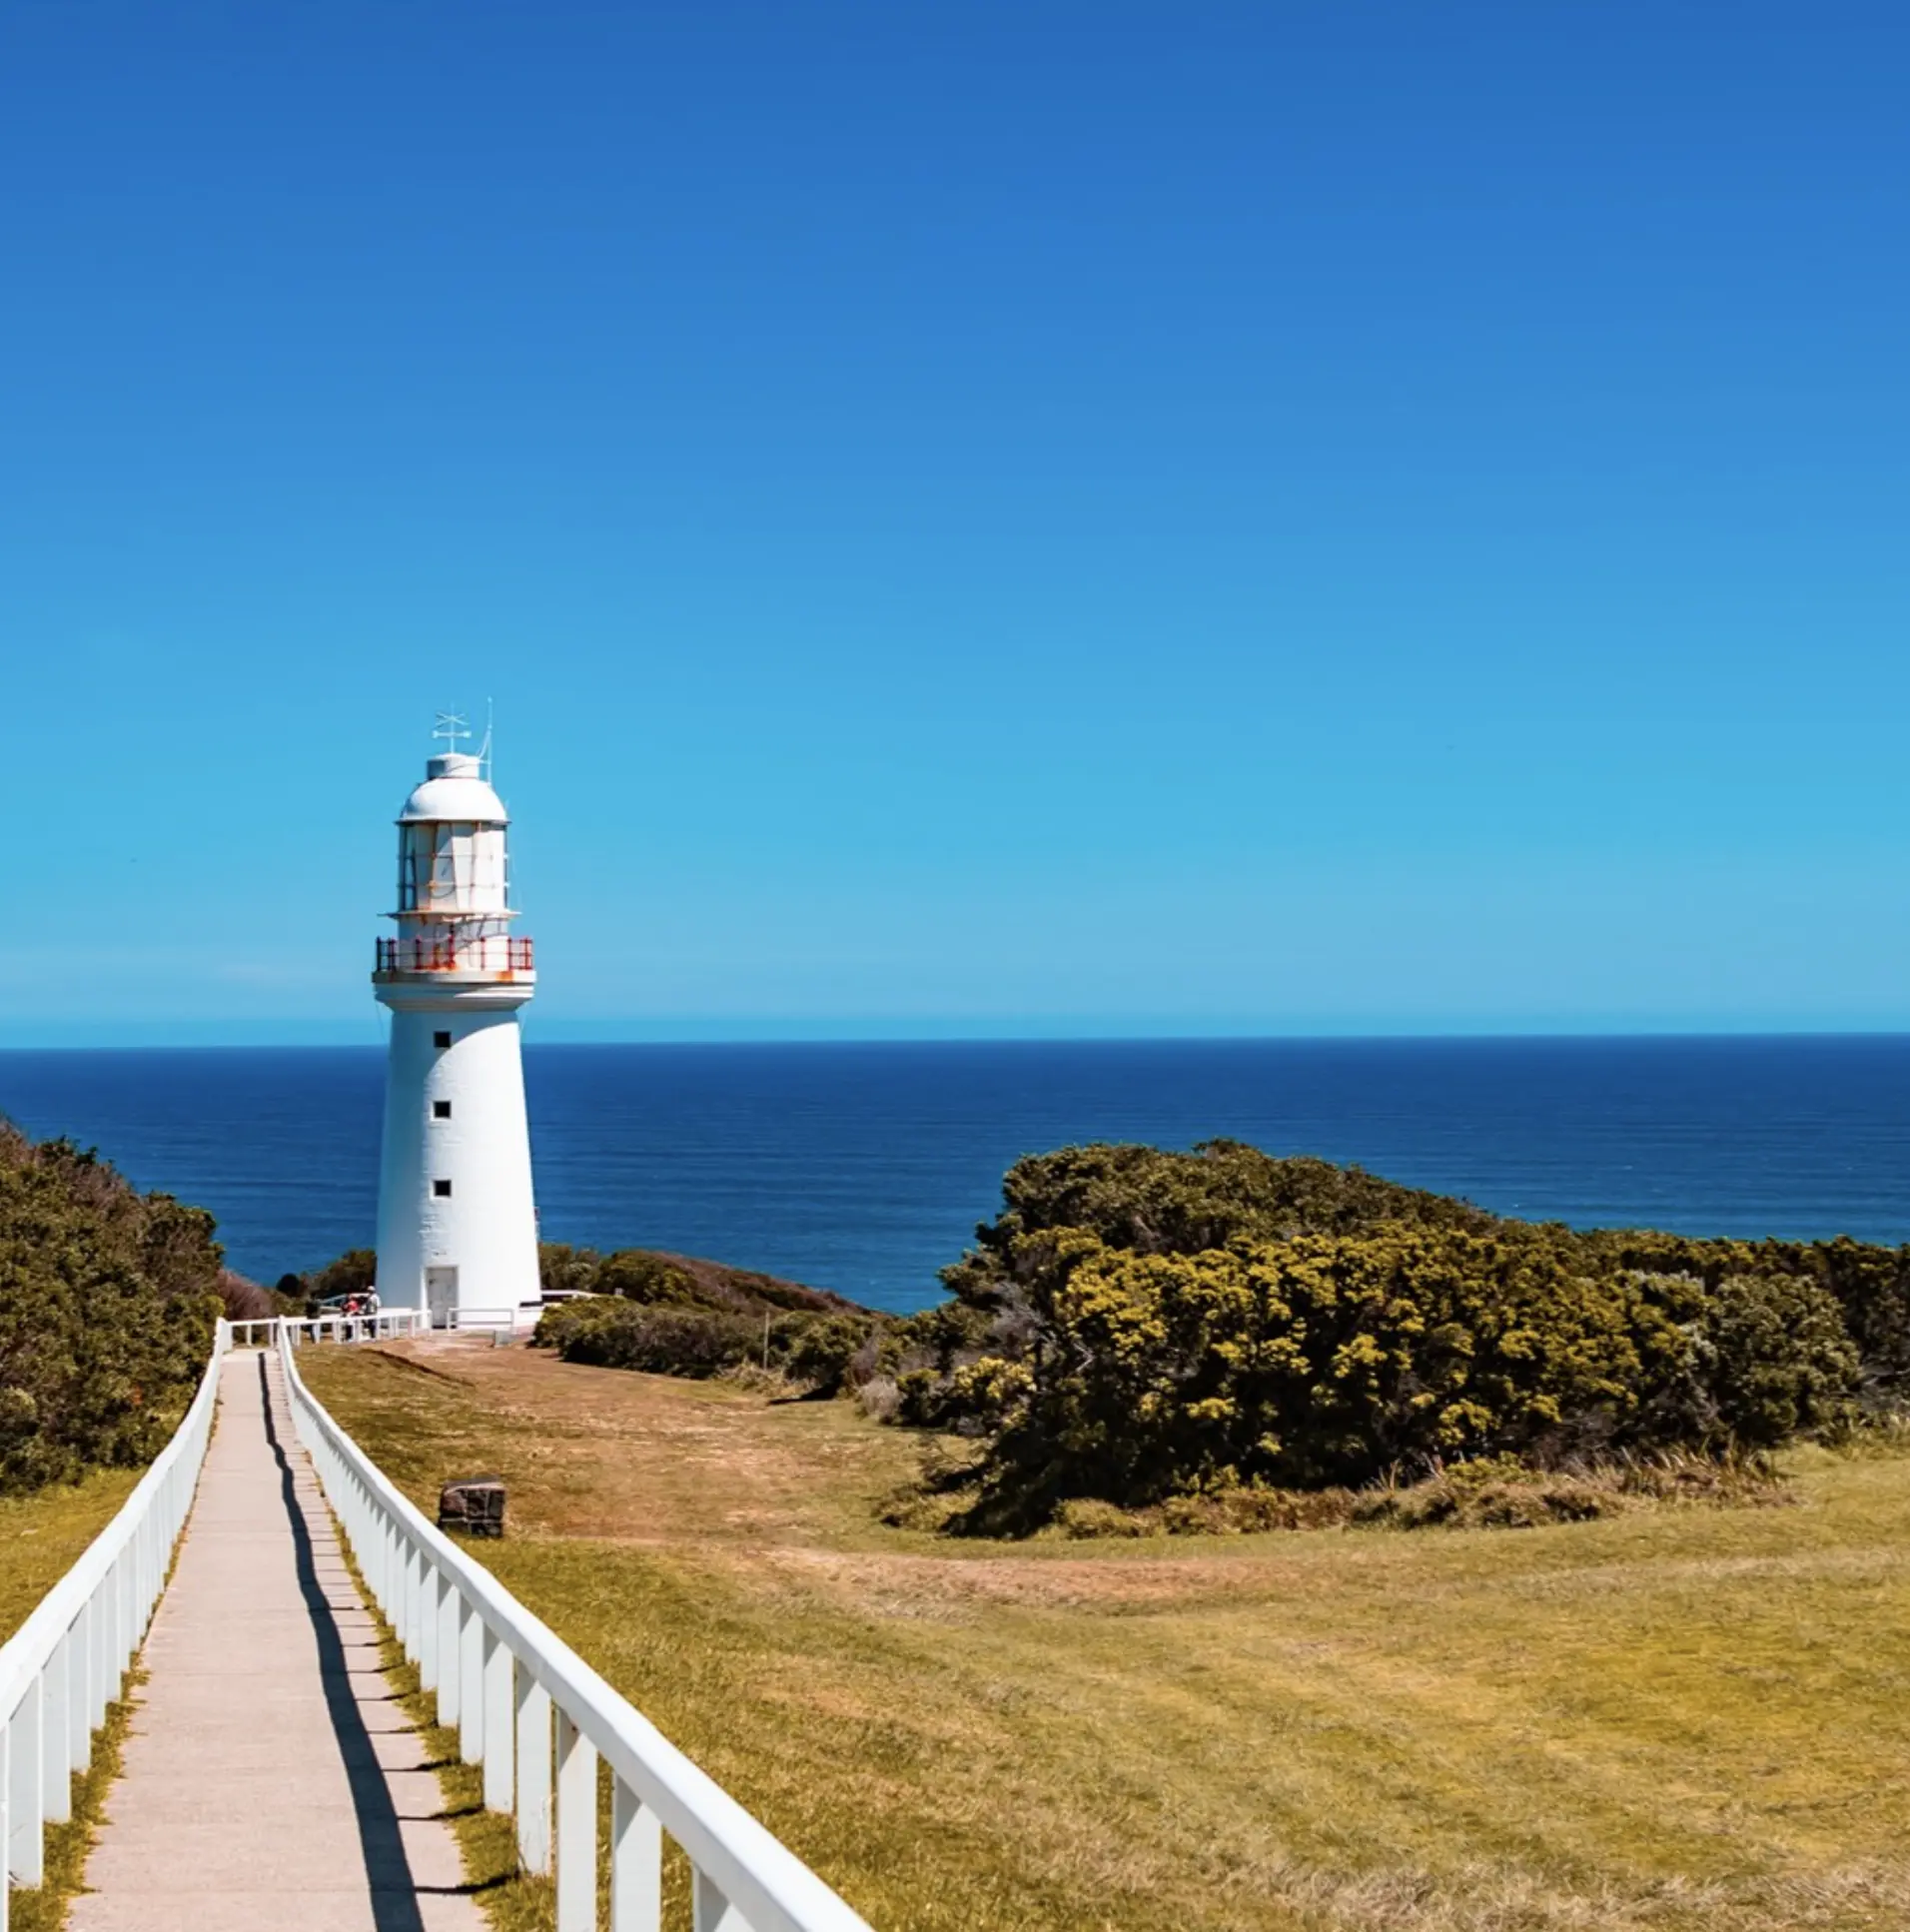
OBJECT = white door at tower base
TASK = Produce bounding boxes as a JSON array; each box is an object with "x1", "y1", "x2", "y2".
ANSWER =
[{"x1": 427, "y1": 1267, "x2": 459, "y2": 1329}]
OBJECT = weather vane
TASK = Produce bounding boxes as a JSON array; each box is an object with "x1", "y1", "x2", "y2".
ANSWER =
[{"x1": 433, "y1": 710, "x2": 472, "y2": 752}]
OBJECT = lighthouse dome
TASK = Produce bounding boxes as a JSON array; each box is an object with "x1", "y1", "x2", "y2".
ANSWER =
[{"x1": 399, "y1": 752, "x2": 509, "y2": 825}]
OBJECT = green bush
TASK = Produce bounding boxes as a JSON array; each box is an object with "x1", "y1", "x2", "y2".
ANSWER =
[
  {"x1": 309, "y1": 1248, "x2": 377, "y2": 1302},
  {"x1": 975, "y1": 1231, "x2": 1853, "y2": 1512},
  {"x1": 0, "y1": 1126, "x2": 222, "y2": 1493},
  {"x1": 903, "y1": 1142, "x2": 1866, "y2": 1528},
  {"x1": 537, "y1": 1243, "x2": 603, "y2": 1298},
  {"x1": 532, "y1": 1298, "x2": 760, "y2": 1378},
  {"x1": 937, "y1": 1139, "x2": 1490, "y2": 1318},
  {"x1": 592, "y1": 1251, "x2": 699, "y2": 1305},
  {"x1": 782, "y1": 1315, "x2": 879, "y2": 1397},
  {"x1": 1641, "y1": 1268, "x2": 1861, "y2": 1448}
]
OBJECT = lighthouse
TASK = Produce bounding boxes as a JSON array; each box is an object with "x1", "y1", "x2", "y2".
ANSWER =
[{"x1": 373, "y1": 719, "x2": 540, "y2": 1328}]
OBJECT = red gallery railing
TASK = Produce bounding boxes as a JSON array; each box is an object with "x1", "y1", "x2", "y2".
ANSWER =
[{"x1": 376, "y1": 936, "x2": 533, "y2": 976}]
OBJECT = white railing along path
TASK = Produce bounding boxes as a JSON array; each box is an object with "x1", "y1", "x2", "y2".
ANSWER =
[
  {"x1": 230, "y1": 1311, "x2": 428, "y2": 1349},
  {"x1": 0, "y1": 1324, "x2": 232, "y2": 1927},
  {"x1": 280, "y1": 1319, "x2": 872, "y2": 1932},
  {"x1": 0, "y1": 1314, "x2": 416, "y2": 1923}
]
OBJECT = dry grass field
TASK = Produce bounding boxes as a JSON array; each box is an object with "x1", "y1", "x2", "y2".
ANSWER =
[
  {"x1": 298, "y1": 1339, "x2": 1910, "y2": 1932},
  {"x1": 0, "y1": 1469, "x2": 145, "y2": 1932}
]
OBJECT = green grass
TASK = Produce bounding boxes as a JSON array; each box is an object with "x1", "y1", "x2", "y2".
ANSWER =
[
  {"x1": 300, "y1": 1343, "x2": 1910, "y2": 1932},
  {"x1": 0, "y1": 1470, "x2": 140, "y2": 1643}
]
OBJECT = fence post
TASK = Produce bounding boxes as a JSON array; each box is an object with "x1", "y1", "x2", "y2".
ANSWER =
[
  {"x1": 514, "y1": 1668, "x2": 551, "y2": 1875},
  {"x1": 66, "y1": 1601, "x2": 89, "y2": 1777},
  {"x1": 555, "y1": 1709, "x2": 595, "y2": 1932},
  {"x1": 6, "y1": 1675, "x2": 43, "y2": 1889},
  {"x1": 379, "y1": 1516, "x2": 397, "y2": 1617},
  {"x1": 406, "y1": 1541, "x2": 425, "y2": 1664},
  {"x1": 114, "y1": 1553, "x2": 131, "y2": 1690},
  {"x1": 693, "y1": 1871, "x2": 744, "y2": 1932},
  {"x1": 419, "y1": 1561, "x2": 440, "y2": 1694},
  {"x1": 39, "y1": 1637, "x2": 68, "y2": 1827},
  {"x1": 612, "y1": 1774, "x2": 662, "y2": 1932},
  {"x1": 88, "y1": 1579, "x2": 108, "y2": 1732},
  {"x1": 437, "y1": 1582, "x2": 461, "y2": 1730},
  {"x1": 482, "y1": 1629, "x2": 513, "y2": 1813},
  {"x1": 459, "y1": 1601, "x2": 484, "y2": 1764}
]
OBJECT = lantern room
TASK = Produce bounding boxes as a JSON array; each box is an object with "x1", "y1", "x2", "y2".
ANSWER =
[{"x1": 395, "y1": 751, "x2": 512, "y2": 919}]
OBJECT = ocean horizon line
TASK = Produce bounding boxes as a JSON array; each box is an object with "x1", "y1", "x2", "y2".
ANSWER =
[{"x1": 7, "y1": 1026, "x2": 1910, "y2": 1055}]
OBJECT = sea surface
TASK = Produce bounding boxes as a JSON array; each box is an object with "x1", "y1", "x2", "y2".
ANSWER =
[{"x1": 2, "y1": 1038, "x2": 1909, "y2": 1314}]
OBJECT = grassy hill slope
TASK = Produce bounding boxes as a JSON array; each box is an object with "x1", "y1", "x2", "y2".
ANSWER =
[{"x1": 300, "y1": 1340, "x2": 1910, "y2": 1932}]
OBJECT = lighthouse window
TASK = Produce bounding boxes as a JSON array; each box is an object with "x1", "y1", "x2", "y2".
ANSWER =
[
  {"x1": 433, "y1": 1179, "x2": 453, "y2": 1198},
  {"x1": 434, "y1": 1030, "x2": 452, "y2": 1050},
  {"x1": 433, "y1": 1100, "x2": 452, "y2": 1120}
]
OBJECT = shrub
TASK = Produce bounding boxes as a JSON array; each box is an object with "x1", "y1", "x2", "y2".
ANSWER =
[
  {"x1": 0, "y1": 1126, "x2": 222, "y2": 1493},
  {"x1": 783, "y1": 1316, "x2": 879, "y2": 1397},
  {"x1": 592, "y1": 1251, "x2": 699, "y2": 1306},
  {"x1": 1036, "y1": 1454, "x2": 1789, "y2": 1540},
  {"x1": 1632, "y1": 1268, "x2": 1860, "y2": 1449},
  {"x1": 309, "y1": 1248, "x2": 378, "y2": 1301},
  {"x1": 895, "y1": 1367, "x2": 955, "y2": 1429},
  {"x1": 533, "y1": 1297, "x2": 759, "y2": 1378},
  {"x1": 217, "y1": 1272, "x2": 278, "y2": 1322},
  {"x1": 1054, "y1": 1497, "x2": 1154, "y2": 1539},
  {"x1": 975, "y1": 1230, "x2": 1855, "y2": 1511},
  {"x1": 538, "y1": 1243, "x2": 604, "y2": 1298},
  {"x1": 899, "y1": 1141, "x2": 1868, "y2": 1529}
]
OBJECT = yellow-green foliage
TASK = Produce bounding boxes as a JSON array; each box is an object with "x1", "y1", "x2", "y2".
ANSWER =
[
  {"x1": 0, "y1": 1125, "x2": 222, "y2": 1494},
  {"x1": 979, "y1": 1228, "x2": 1851, "y2": 1513},
  {"x1": 909, "y1": 1142, "x2": 1863, "y2": 1524}
]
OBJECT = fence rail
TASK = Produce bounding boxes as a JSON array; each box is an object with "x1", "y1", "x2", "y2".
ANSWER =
[
  {"x1": 231, "y1": 1312, "x2": 429, "y2": 1349},
  {"x1": 444, "y1": 1306, "x2": 524, "y2": 1334},
  {"x1": 280, "y1": 1320, "x2": 872, "y2": 1932}
]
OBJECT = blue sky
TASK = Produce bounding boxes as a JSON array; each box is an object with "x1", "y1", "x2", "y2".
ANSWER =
[{"x1": 3, "y1": 2, "x2": 1906, "y2": 1044}]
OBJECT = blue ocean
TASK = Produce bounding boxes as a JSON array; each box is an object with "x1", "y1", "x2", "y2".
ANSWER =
[{"x1": 2, "y1": 1038, "x2": 1908, "y2": 1314}]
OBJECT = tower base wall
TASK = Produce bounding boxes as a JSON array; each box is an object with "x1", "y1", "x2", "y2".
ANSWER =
[{"x1": 375, "y1": 998, "x2": 540, "y2": 1325}]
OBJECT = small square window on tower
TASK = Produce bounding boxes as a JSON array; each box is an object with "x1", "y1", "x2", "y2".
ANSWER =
[
  {"x1": 433, "y1": 1100, "x2": 452, "y2": 1120},
  {"x1": 434, "y1": 1030, "x2": 452, "y2": 1050},
  {"x1": 433, "y1": 1178, "x2": 453, "y2": 1198}
]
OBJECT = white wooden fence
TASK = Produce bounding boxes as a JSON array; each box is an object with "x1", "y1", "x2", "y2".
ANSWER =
[
  {"x1": 0, "y1": 1311, "x2": 873, "y2": 1929},
  {"x1": 280, "y1": 1322, "x2": 873, "y2": 1931},
  {"x1": 229, "y1": 1311, "x2": 429, "y2": 1348},
  {"x1": 0, "y1": 1324, "x2": 232, "y2": 1927},
  {"x1": 0, "y1": 1313, "x2": 430, "y2": 1918}
]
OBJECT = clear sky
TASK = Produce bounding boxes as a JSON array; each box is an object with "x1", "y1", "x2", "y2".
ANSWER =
[{"x1": 3, "y1": 3, "x2": 1906, "y2": 1045}]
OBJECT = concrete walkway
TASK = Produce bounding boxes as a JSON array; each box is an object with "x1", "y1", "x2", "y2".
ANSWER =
[{"x1": 70, "y1": 1351, "x2": 485, "y2": 1932}]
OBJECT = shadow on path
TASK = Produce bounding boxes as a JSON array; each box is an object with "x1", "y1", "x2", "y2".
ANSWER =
[{"x1": 256, "y1": 1353, "x2": 429, "y2": 1932}]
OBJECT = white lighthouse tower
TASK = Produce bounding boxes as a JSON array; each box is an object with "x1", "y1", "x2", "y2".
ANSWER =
[{"x1": 373, "y1": 718, "x2": 540, "y2": 1329}]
